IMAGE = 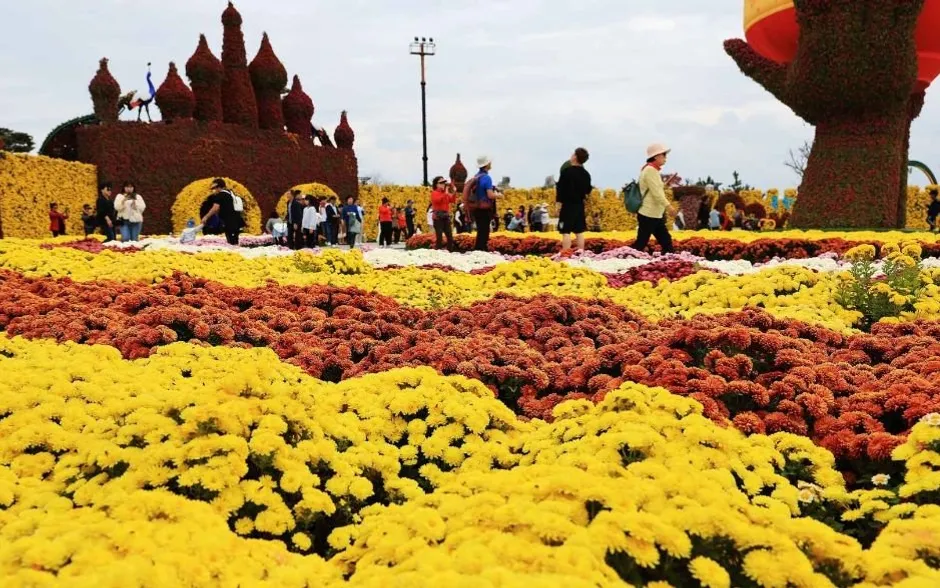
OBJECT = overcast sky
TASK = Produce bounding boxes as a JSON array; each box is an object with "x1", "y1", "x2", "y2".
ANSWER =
[{"x1": 1, "y1": 0, "x2": 937, "y2": 190}]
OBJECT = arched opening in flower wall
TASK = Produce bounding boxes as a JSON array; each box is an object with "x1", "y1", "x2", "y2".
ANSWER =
[
  {"x1": 171, "y1": 177, "x2": 261, "y2": 234},
  {"x1": 276, "y1": 182, "x2": 338, "y2": 218}
]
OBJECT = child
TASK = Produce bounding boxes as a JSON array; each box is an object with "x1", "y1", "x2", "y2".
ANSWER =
[
  {"x1": 81, "y1": 204, "x2": 96, "y2": 237},
  {"x1": 265, "y1": 211, "x2": 288, "y2": 246},
  {"x1": 394, "y1": 207, "x2": 406, "y2": 244},
  {"x1": 49, "y1": 203, "x2": 69, "y2": 237},
  {"x1": 180, "y1": 219, "x2": 201, "y2": 244}
]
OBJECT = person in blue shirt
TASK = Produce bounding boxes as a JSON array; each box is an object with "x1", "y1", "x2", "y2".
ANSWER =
[{"x1": 473, "y1": 155, "x2": 500, "y2": 251}]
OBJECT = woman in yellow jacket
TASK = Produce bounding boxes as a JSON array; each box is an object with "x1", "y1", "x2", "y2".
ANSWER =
[{"x1": 633, "y1": 143, "x2": 676, "y2": 253}]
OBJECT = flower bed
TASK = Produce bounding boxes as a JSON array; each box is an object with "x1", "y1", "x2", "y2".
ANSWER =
[
  {"x1": 2, "y1": 334, "x2": 940, "y2": 586},
  {"x1": 3, "y1": 233, "x2": 940, "y2": 585},
  {"x1": 407, "y1": 231, "x2": 940, "y2": 263},
  {"x1": 3, "y1": 270, "x2": 940, "y2": 474}
]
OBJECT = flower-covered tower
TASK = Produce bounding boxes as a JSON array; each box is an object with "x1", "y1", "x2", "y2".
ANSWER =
[
  {"x1": 449, "y1": 153, "x2": 468, "y2": 192},
  {"x1": 220, "y1": 1, "x2": 258, "y2": 127},
  {"x1": 155, "y1": 62, "x2": 196, "y2": 122},
  {"x1": 249, "y1": 33, "x2": 288, "y2": 130},
  {"x1": 334, "y1": 111, "x2": 355, "y2": 150},
  {"x1": 726, "y1": 0, "x2": 938, "y2": 228},
  {"x1": 89, "y1": 58, "x2": 121, "y2": 123},
  {"x1": 282, "y1": 75, "x2": 314, "y2": 139},
  {"x1": 185, "y1": 34, "x2": 224, "y2": 123}
]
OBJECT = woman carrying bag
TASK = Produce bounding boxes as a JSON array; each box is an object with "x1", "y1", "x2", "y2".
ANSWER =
[{"x1": 632, "y1": 143, "x2": 675, "y2": 254}]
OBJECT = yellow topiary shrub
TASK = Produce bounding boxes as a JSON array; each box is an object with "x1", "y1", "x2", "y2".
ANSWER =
[
  {"x1": 275, "y1": 182, "x2": 339, "y2": 219},
  {"x1": 906, "y1": 185, "x2": 939, "y2": 231},
  {"x1": 357, "y1": 185, "x2": 431, "y2": 239},
  {"x1": 171, "y1": 177, "x2": 261, "y2": 235},
  {"x1": 0, "y1": 152, "x2": 97, "y2": 239}
]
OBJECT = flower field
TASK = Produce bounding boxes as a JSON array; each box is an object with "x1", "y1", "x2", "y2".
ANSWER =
[{"x1": 2, "y1": 233, "x2": 940, "y2": 587}]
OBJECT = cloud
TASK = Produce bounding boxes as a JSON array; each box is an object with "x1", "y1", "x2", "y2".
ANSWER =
[
  {"x1": 0, "y1": 0, "x2": 937, "y2": 193},
  {"x1": 626, "y1": 16, "x2": 676, "y2": 32}
]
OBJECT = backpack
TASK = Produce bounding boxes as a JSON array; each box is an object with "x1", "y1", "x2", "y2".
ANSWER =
[
  {"x1": 231, "y1": 193, "x2": 244, "y2": 213},
  {"x1": 622, "y1": 180, "x2": 647, "y2": 214},
  {"x1": 462, "y1": 173, "x2": 489, "y2": 211}
]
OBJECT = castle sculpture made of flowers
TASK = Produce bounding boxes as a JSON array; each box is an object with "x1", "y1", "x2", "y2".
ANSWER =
[{"x1": 50, "y1": 2, "x2": 358, "y2": 234}]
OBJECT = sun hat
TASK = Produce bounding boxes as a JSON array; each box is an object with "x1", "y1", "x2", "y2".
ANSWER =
[
  {"x1": 477, "y1": 155, "x2": 492, "y2": 168},
  {"x1": 646, "y1": 143, "x2": 670, "y2": 159}
]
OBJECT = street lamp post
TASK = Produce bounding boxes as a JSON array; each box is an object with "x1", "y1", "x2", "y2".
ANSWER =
[{"x1": 409, "y1": 36, "x2": 435, "y2": 187}]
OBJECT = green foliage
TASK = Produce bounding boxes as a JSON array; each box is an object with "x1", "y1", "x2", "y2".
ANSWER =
[
  {"x1": 0, "y1": 128, "x2": 35, "y2": 153},
  {"x1": 835, "y1": 243, "x2": 925, "y2": 331},
  {"x1": 694, "y1": 175, "x2": 723, "y2": 190}
]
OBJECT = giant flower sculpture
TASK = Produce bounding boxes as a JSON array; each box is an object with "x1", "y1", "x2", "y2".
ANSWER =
[{"x1": 726, "y1": 0, "x2": 940, "y2": 229}]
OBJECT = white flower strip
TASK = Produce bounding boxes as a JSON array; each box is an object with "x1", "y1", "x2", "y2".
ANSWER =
[
  {"x1": 108, "y1": 238, "x2": 296, "y2": 259},
  {"x1": 100, "y1": 237, "x2": 940, "y2": 277},
  {"x1": 700, "y1": 256, "x2": 848, "y2": 276},
  {"x1": 362, "y1": 248, "x2": 514, "y2": 272}
]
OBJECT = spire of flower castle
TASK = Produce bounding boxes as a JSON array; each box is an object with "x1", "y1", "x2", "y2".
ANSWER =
[
  {"x1": 282, "y1": 75, "x2": 314, "y2": 138},
  {"x1": 185, "y1": 34, "x2": 224, "y2": 122},
  {"x1": 89, "y1": 57, "x2": 121, "y2": 123},
  {"x1": 334, "y1": 110, "x2": 355, "y2": 149},
  {"x1": 249, "y1": 32, "x2": 288, "y2": 130},
  {"x1": 155, "y1": 62, "x2": 196, "y2": 122},
  {"x1": 220, "y1": 1, "x2": 258, "y2": 126},
  {"x1": 449, "y1": 153, "x2": 468, "y2": 191}
]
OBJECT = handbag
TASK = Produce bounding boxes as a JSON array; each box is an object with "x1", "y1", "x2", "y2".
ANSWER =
[{"x1": 623, "y1": 181, "x2": 648, "y2": 214}]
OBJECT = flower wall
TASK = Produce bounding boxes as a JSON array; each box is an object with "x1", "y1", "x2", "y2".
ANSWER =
[
  {"x1": 2, "y1": 148, "x2": 938, "y2": 239},
  {"x1": 906, "y1": 184, "x2": 940, "y2": 231},
  {"x1": 74, "y1": 120, "x2": 359, "y2": 235},
  {"x1": 0, "y1": 152, "x2": 97, "y2": 238},
  {"x1": 357, "y1": 185, "x2": 636, "y2": 239}
]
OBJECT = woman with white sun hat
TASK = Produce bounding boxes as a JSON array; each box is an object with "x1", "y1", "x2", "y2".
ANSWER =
[{"x1": 633, "y1": 143, "x2": 676, "y2": 254}]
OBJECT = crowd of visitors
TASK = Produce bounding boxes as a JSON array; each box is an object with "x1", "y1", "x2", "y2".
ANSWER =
[{"x1": 53, "y1": 159, "x2": 940, "y2": 249}]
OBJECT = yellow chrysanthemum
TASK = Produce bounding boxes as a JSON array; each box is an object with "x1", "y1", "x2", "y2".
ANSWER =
[{"x1": 689, "y1": 556, "x2": 731, "y2": 588}]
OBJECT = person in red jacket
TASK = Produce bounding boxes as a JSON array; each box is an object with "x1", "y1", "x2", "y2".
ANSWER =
[
  {"x1": 49, "y1": 203, "x2": 69, "y2": 237},
  {"x1": 378, "y1": 197, "x2": 393, "y2": 247},
  {"x1": 430, "y1": 176, "x2": 456, "y2": 251}
]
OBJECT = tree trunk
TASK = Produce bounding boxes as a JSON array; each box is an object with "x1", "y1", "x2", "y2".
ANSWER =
[{"x1": 790, "y1": 115, "x2": 908, "y2": 229}]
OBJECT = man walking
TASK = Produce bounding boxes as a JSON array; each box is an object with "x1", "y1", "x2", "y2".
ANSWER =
[{"x1": 556, "y1": 147, "x2": 592, "y2": 252}]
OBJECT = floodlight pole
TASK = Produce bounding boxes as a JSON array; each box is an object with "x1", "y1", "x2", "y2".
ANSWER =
[{"x1": 410, "y1": 37, "x2": 436, "y2": 187}]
